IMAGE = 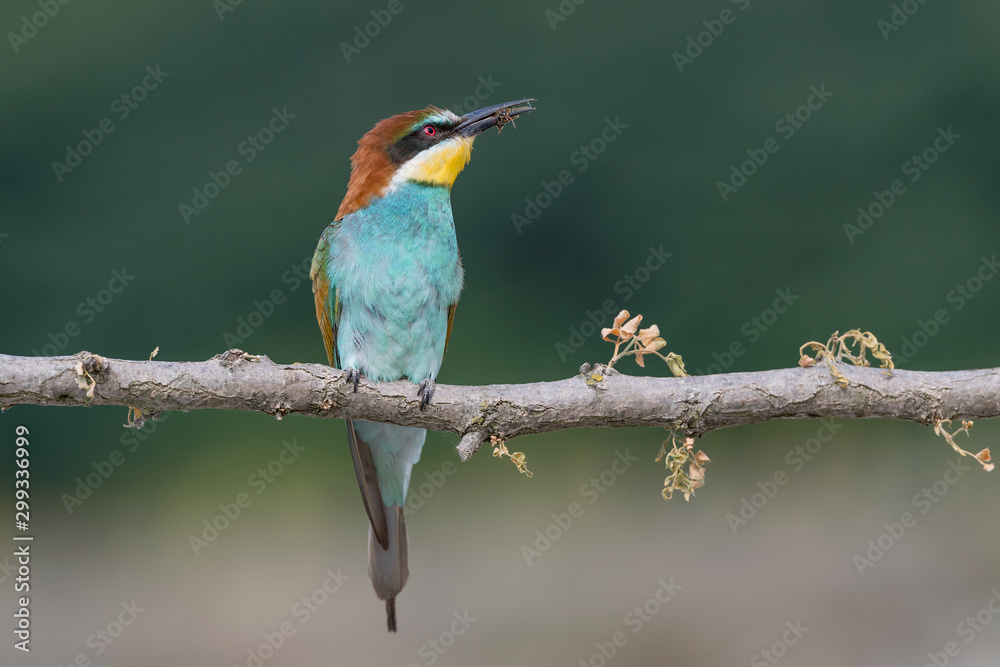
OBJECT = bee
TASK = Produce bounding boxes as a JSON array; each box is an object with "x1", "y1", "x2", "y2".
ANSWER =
[{"x1": 494, "y1": 106, "x2": 519, "y2": 133}]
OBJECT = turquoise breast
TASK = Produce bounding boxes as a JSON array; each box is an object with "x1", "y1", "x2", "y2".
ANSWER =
[{"x1": 321, "y1": 182, "x2": 464, "y2": 383}]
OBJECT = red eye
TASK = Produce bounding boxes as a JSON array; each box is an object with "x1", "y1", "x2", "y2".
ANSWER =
[{"x1": 422, "y1": 125, "x2": 436, "y2": 136}]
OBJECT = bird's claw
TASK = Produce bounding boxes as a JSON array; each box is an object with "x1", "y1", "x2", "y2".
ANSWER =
[
  {"x1": 417, "y1": 377, "x2": 436, "y2": 410},
  {"x1": 346, "y1": 368, "x2": 361, "y2": 392}
]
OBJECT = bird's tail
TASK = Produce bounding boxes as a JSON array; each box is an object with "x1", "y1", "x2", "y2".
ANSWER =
[
  {"x1": 368, "y1": 502, "x2": 409, "y2": 632},
  {"x1": 349, "y1": 419, "x2": 424, "y2": 632}
]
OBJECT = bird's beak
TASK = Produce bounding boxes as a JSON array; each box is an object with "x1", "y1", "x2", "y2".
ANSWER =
[{"x1": 455, "y1": 98, "x2": 535, "y2": 137}]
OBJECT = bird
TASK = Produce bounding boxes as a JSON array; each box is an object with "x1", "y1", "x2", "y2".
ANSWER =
[{"x1": 310, "y1": 98, "x2": 535, "y2": 632}]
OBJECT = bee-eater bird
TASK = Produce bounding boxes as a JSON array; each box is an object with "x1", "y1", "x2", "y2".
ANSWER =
[{"x1": 310, "y1": 99, "x2": 535, "y2": 632}]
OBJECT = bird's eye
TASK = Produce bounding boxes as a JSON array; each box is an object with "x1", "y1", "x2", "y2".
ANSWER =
[{"x1": 422, "y1": 125, "x2": 436, "y2": 137}]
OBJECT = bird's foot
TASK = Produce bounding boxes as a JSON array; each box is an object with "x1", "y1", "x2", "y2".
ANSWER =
[
  {"x1": 345, "y1": 368, "x2": 362, "y2": 392},
  {"x1": 417, "y1": 377, "x2": 436, "y2": 410}
]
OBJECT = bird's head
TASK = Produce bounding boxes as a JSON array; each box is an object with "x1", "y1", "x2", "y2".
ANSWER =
[{"x1": 336, "y1": 99, "x2": 535, "y2": 219}]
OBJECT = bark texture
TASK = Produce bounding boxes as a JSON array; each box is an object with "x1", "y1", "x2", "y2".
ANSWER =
[{"x1": 2, "y1": 351, "x2": 998, "y2": 460}]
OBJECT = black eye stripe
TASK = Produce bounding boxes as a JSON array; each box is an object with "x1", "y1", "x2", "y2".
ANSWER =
[{"x1": 387, "y1": 123, "x2": 454, "y2": 165}]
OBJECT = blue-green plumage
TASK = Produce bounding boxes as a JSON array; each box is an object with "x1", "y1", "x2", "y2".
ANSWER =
[
  {"x1": 310, "y1": 98, "x2": 534, "y2": 632},
  {"x1": 322, "y1": 184, "x2": 462, "y2": 388},
  {"x1": 317, "y1": 182, "x2": 463, "y2": 505}
]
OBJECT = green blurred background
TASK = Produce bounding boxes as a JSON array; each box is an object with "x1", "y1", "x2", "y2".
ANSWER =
[{"x1": 3, "y1": 0, "x2": 1000, "y2": 664}]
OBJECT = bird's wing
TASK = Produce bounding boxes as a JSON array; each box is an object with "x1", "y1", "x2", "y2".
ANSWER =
[
  {"x1": 312, "y1": 232, "x2": 390, "y2": 549},
  {"x1": 444, "y1": 302, "x2": 458, "y2": 356}
]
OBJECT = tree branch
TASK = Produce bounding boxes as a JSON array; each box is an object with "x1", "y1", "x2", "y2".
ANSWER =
[{"x1": 2, "y1": 350, "x2": 999, "y2": 460}]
